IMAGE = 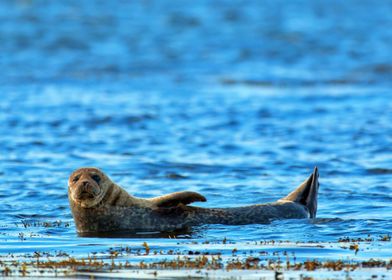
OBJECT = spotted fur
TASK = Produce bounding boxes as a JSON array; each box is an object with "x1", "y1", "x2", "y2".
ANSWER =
[{"x1": 68, "y1": 167, "x2": 319, "y2": 233}]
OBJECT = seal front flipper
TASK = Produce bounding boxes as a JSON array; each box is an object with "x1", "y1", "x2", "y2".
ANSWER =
[
  {"x1": 149, "y1": 191, "x2": 207, "y2": 208},
  {"x1": 281, "y1": 167, "x2": 319, "y2": 218}
]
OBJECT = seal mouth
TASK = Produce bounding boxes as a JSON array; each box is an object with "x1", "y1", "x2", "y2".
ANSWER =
[
  {"x1": 72, "y1": 180, "x2": 102, "y2": 204},
  {"x1": 73, "y1": 188, "x2": 104, "y2": 208},
  {"x1": 76, "y1": 191, "x2": 96, "y2": 200},
  {"x1": 74, "y1": 186, "x2": 101, "y2": 201}
]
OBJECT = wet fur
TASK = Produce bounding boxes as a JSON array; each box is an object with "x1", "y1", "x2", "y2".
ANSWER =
[{"x1": 68, "y1": 167, "x2": 319, "y2": 233}]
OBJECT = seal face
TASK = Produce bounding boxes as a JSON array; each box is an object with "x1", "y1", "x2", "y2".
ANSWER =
[
  {"x1": 68, "y1": 168, "x2": 110, "y2": 208},
  {"x1": 68, "y1": 167, "x2": 319, "y2": 234}
]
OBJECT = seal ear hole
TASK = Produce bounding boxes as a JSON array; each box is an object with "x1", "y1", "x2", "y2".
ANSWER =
[{"x1": 91, "y1": 174, "x2": 101, "y2": 184}]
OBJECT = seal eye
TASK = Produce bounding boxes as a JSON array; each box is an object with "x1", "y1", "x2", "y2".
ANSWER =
[
  {"x1": 72, "y1": 175, "x2": 80, "y2": 183},
  {"x1": 91, "y1": 174, "x2": 101, "y2": 184}
]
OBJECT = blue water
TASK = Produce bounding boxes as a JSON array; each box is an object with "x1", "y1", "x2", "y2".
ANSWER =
[{"x1": 1, "y1": 0, "x2": 392, "y2": 277}]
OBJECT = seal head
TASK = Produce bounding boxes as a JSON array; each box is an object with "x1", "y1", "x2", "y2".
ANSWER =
[{"x1": 68, "y1": 167, "x2": 111, "y2": 208}]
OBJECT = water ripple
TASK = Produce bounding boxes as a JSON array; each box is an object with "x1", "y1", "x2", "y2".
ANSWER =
[{"x1": 0, "y1": 0, "x2": 391, "y2": 276}]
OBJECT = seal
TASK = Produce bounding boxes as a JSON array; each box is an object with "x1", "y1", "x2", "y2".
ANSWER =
[{"x1": 68, "y1": 167, "x2": 319, "y2": 233}]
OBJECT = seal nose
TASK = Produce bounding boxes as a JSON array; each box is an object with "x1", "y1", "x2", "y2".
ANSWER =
[
  {"x1": 80, "y1": 180, "x2": 92, "y2": 193},
  {"x1": 77, "y1": 180, "x2": 95, "y2": 199}
]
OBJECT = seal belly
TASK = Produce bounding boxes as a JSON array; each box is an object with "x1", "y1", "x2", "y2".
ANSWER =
[
  {"x1": 71, "y1": 201, "x2": 308, "y2": 233},
  {"x1": 71, "y1": 204, "x2": 190, "y2": 233},
  {"x1": 184, "y1": 202, "x2": 307, "y2": 226}
]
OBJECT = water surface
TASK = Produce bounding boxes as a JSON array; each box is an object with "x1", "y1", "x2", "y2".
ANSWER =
[{"x1": 0, "y1": 0, "x2": 391, "y2": 278}]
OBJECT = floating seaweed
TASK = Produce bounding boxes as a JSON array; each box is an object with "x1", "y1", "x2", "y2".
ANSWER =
[{"x1": 1, "y1": 236, "x2": 391, "y2": 278}]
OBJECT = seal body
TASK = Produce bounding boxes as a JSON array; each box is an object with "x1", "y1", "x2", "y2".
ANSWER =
[{"x1": 68, "y1": 167, "x2": 319, "y2": 233}]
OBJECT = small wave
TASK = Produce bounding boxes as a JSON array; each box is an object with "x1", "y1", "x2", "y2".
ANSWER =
[
  {"x1": 165, "y1": 172, "x2": 188, "y2": 180},
  {"x1": 366, "y1": 168, "x2": 392, "y2": 175},
  {"x1": 310, "y1": 218, "x2": 344, "y2": 224}
]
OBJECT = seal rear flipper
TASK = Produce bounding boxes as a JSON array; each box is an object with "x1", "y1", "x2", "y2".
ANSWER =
[
  {"x1": 150, "y1": 191, "x2": 207, "y2": 208},
  {"x1": 282, "y1": 167, "x2": 319, "y2": 218}
]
